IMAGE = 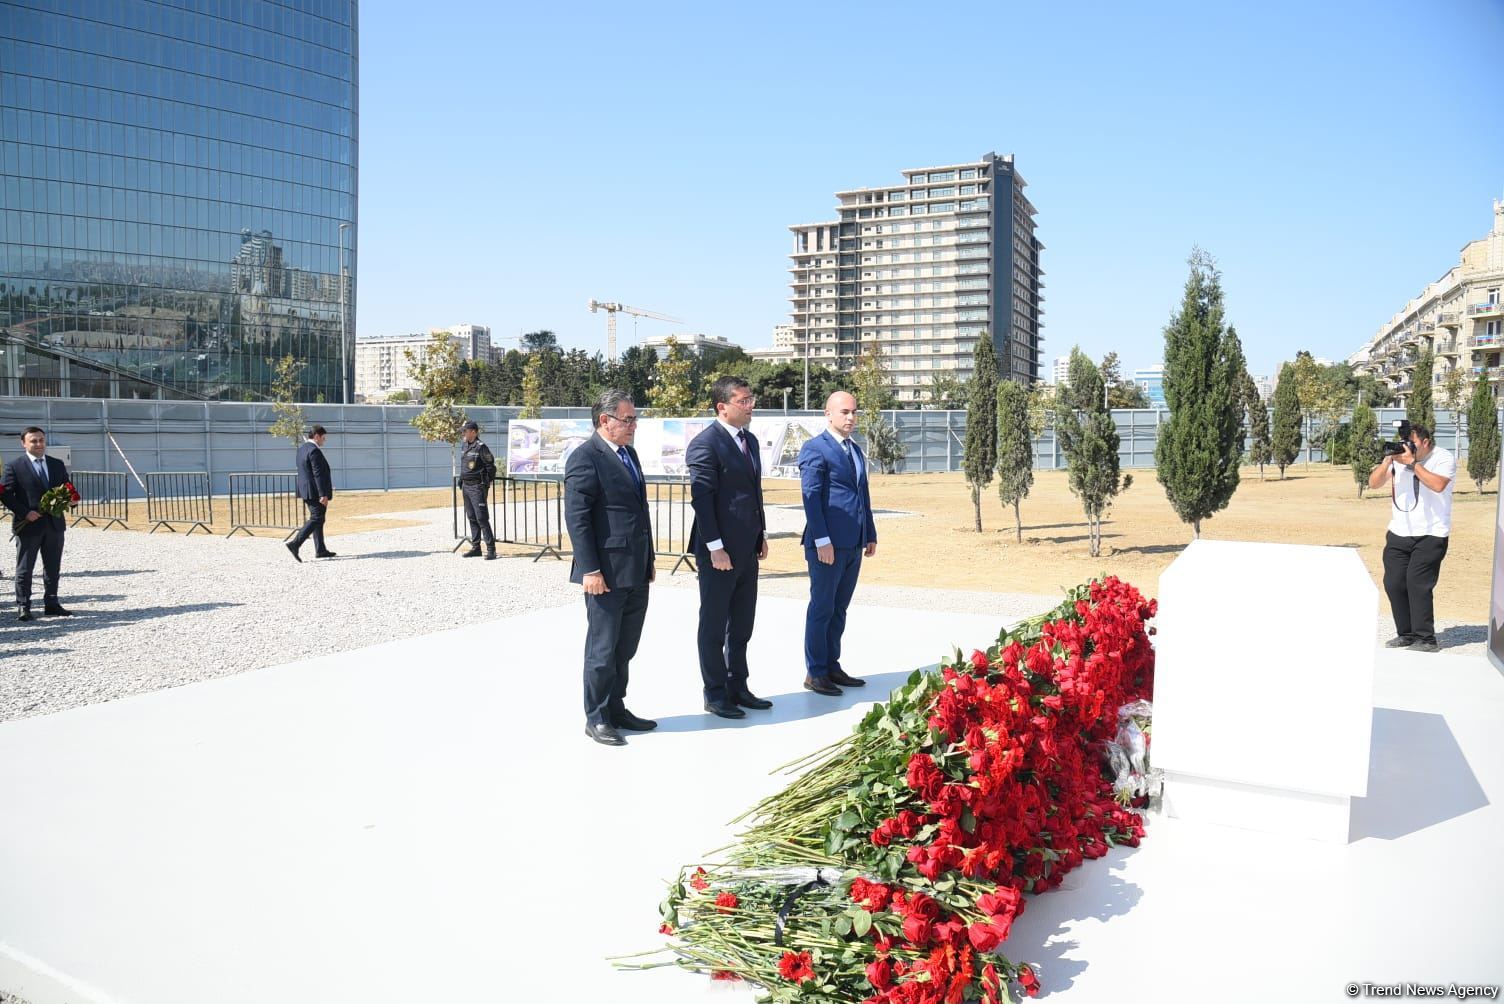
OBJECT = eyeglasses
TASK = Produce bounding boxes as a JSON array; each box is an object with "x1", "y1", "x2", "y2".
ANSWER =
[
  {"x1": 731, "y1": 395, "x2": 757, "y2": 406},
  {"x1": 607, "y1": 413, "x2": 639, "y2": 425}
]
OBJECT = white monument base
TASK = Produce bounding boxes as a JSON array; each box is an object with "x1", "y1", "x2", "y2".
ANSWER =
[
  {"x1": 1154, "y1": 539, "x2": 1377, "y2": 844},
  {"x1": 1161, "y1": 773, "x2": 1352, "y2": 843}
]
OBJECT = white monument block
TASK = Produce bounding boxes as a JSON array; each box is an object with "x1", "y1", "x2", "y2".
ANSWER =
[{"x1": 1153, "y1": 539, "x2": 1376, "y2": 842}]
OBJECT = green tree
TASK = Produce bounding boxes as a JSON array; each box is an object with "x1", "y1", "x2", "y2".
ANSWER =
[
  {"x1": 521, "y1": 329, "x2": 558, "y2": 353},
  {"x1": 851, "y1": 342, "x2": 906, "y2": 472},
  {"x1": 1355, "y1": 371, "x2": 1397, "y2": 409},
  {"x1": 995, "y1": 378, "x2": 1034, "y2": 542},
  {"x1": 962, "y1": 336, "x2": 1000, "y2": 532},
  {"x1": 1439, "y1": 364, "x2": 1468, "y2": 453},
  {"x1": 405, "y1": 331, "x2": 470, "y2": 478},
  {"x1": 650, "y1": 336, "x2": 700, "y2": 416},
  {"x1": 1466, "y1": 373, "x2": 1500, "y2": 493},
  {"x1": 928, "y1": 370, "x2": 969, "y2": 410},
  {"x1": 1055, "y1": 348, "x2": 1130, "y2": 558},
  {"x1": 267, "y1": 354, "x2": 307, "y2": 444},
  {"x1": 1349, "y1": 402, "x2": 1382, "y2": 498},
  {"x1": 1407, "y1": 348, "x2": 1436, "y2": 433},
  {"x1": 1101, "y1": 351, "x2": 1152, "y2": 409},
  {"x1": 1026, "y1": 382, "x2": 1053, "y2": 438},
  {"x1": 1242, "y1": 371, "x2": 1272, "y2": 479},
  {"x1": 519, "y1": 351, "x2": 544, "y2": 418},
  {"x1": 1271, "y1": 362, "x2": 1303, "y2": 478},
  {"x1": 614, "y1": 345, "x2": 658, "y2": 406},
  {"x1": 1154, "y1": 253, "x2": 1245, "y2": 539}
]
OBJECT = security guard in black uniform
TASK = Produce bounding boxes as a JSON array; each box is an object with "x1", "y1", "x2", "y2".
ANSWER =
[{"x1": 459, "y1": 420, "x2": 497, "y2": 559}]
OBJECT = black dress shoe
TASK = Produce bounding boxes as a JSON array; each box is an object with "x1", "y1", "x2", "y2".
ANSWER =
[
  {"x1": 803, "y1": 675, "x2": 842, "y2": 696},
  {"x1": 461, "y1": 547, "x2": 482, "y2": 558},
  {"x1": 613, "y1": 709, "x2": 658, "y2": 731},
  {"x1": 1412, "y1": 638, "x2": 1441, "y2": 653},
  {"x1": 828, "y1": 668, "x2": 865, "y2": 688},
  {"x1": 315, "y1": 550, "x2": 338, "y2": 558},
  {"x1": 484, "y1": 551, "x2": 497, "y2": 561},
  {"x1": 584, "y1": 722, "x2": 626, "y2": 746},
  {"x1": 43, "y1": 604, "x2": 72, "y2": 616},
  {"x1": 704, "y1": 700, "x2": 746, "y2": 719},
  {"x1": 1384, "y1": 636, "x2": 1415, "y2": 649},
  {"x1": 731, "y1": 689, "x2": 773, "y2": 710},
  {"x1": 17, "y1": 608, "x2": 32, "y2": 622},
  {"x1": 285, "y1": 541, "x2": 302, "y2": 563}
]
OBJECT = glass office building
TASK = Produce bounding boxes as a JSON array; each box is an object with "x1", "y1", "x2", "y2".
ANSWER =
[{"x1": 0, "y1": 0, "x2": 358, "y2": 401}]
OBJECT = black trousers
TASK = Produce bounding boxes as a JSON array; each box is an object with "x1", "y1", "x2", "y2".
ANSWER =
[
  {"x1": 582, "y1": 583, "x2": 650, "y2": 726},
  {"x1": 14, "y1": 526, "x2": 64, "y2": 608},
  {"x1": 462, "y1": 482, "x2": 494, "y2": 548},
  {"x1": 290, "y1": 500, "x2": 327, "y2": 554},
  {"x1": 1382, "y1": 531, "x2": 1449, "y2": 643},
  {"x1": 696, "y1": 550, "x2": 759, "y2": 703}
]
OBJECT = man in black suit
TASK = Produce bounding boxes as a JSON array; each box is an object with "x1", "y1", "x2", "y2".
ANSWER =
[
  {"x1": 687, "y1": 376, "x2": 773, "y2": 719},
  {"x1": 2, "y1": 427, "x2": 73, "y2": 621},
  {"x1": 565, "y1": 389, "x2": 658, "y2": 747},
  {"x1": 287, "y1": 425, "x2": 336, "y2": 562}
]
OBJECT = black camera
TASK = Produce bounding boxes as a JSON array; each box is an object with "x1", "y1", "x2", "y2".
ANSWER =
[{"x1": 1382, "y1": 419, "x2": 1413, "y2": 457}]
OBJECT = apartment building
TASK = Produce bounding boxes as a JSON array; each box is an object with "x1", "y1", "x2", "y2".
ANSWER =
[
  {"x1": 788, "y1": 152, "x2": 1043, "y2": 405},
  {"x1": 1354, "y1": 200, "x2": 1504, "y2": 406},
  {"x1": 354, "y1": 326, "x2": 492, "y2": 402}
]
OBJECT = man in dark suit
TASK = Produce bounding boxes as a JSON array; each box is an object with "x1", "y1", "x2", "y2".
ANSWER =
[
  {"x1": 287, "y1": 425, "x2": 336, "y2": 562},
  {"x1": 565, "y1": 389, "x2": 657, "y2": 747},
  {"x1": 687, "y1": 376, "x2": 773, "y2": 719},
  {"x1": 798, "y1": 391, "x2": 877, "y2": 695},
  {"x1": 2, "y1": 427, "x2": 74, "y2": 621}
]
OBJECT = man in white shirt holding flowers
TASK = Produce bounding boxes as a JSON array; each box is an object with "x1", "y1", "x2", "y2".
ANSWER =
[{"x1": 1368, "y1": 420, "x2": 1455, "y2": 653}]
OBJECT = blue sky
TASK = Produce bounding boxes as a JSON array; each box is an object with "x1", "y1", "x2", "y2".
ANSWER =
[{"x1": 356, "y1": 0, "x2": 1504, "y2": 379}]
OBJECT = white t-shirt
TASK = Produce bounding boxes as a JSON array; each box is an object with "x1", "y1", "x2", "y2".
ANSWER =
[{"x1": 1387, "y1": 444, "x2": 1456, "y2": 538}]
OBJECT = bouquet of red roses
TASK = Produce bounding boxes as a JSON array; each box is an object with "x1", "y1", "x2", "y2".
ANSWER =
[
  {"x1": 37, "y1": 481, "x2": 81, "y2": 518},
  {"x1": 621, "y1": 576, "x2": 1156, "y2": 1003}
]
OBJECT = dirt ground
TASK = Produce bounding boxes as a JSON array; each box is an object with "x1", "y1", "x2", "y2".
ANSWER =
[
  {"x1": 77, "y1": 464, "x2": 1493, "y2": 622},
  {"x1": 756, "y1": 464, "x2": 1492, "y2": 624}
]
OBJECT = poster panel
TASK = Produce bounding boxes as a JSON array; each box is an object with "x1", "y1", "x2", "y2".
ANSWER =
[{"x1": 506, "y1": 418, "x2": 826, "y2": 479}]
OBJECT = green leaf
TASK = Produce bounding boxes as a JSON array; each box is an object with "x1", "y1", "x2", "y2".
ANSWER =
[
  {"x1": 852, "y1": 909, "x2": 873, "y2": 937},
  {"x1": 833, "y1": 914, "x2": 852, "y2": 937},
  {"x1": 835, "y1": 809, "x2": 861, "y2": 832}
]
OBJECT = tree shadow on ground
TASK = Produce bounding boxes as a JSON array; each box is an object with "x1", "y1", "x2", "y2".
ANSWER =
[
  {"x1": 1107, "y1": 543, "x2": 1186, "y2": 557},
  {"x1": 1028, "y1": 532, "x2": 1123, "y2": 546}
]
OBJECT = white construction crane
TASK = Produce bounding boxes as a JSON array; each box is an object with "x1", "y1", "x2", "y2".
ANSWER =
[{"x1": 587, "y1": 299, "x2": 683, "y2": 363}]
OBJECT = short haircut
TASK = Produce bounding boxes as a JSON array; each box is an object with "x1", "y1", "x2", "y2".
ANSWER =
[
  {"x1": 592, "y1": 388, "x2": 633, "y2": 428},
  {"x1": 306, "y1": 425, "x2": 327, "y2": 439},
  {"x1": 710, "y1": 375, "x2": 750, "y2": 410},
  {"x1": 1409, "y1": 422, "x2": 1433, "y2": 442},
  {"x1": 20, "y1": 426, "x2": 44, "y2": 440}
]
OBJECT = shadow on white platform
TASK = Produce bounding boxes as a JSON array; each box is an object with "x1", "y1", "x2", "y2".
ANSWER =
[{"x1": 1, "y1": 593, "x2": 1501, "y2": 1003}]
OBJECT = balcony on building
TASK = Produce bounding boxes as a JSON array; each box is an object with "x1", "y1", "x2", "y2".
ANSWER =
[
  {"x1": 1472, "y1": 332, "x2": 1503, "y2": 350},
  {"x1": 1468, "y1": 302, "x2": 1504, "y2": 318},
  {"x1": 1438, "y1": 312, "x2": 1461, "y2": 327}
]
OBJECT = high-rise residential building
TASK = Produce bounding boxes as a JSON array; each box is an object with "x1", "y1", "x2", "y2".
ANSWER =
[
  {"x1": 788, "y1": 152, "x2": 1043, "y2": 405},
  {"x1": 1052, "y1": 356, "x2": 1071, "y2": 386},
  {"x1": 1252, "y1": 374, "x2": 1275, "y2": 403},
  {"x1": 1354, "y1": 200, "x2": 1504, "y2": 406},
  {"x1": 640, "y1": 332, "x2": 741, "y2": 360},
  {"x1": 436, "y1": 323, "x2": 493, "y2": 363},
  {"x1": 0, "y1": 2, "x2": 359, "y2": 401}
]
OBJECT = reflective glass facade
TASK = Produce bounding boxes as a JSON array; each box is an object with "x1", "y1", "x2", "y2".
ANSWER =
[{"x1": 0, "y1": 0, "x2": 358, "y2": 401}]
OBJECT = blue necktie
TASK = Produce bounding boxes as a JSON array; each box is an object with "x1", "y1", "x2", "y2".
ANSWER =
[
  {"x1": 617, "y1": 446, "x2": 640, "y2": 489},
  {"x1": 34, "y1": 458, "x2": 47, "y2": 483}
]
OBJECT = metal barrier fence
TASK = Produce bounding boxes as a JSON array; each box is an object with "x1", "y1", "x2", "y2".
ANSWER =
[
  {"x1": 451, "y1": 476, "x2": 499, "y2": 553},
  {"x1": 227, "y1": 473, "x2": 301, "y2": 539},
  {"x1": 648, "y1": 479, "x2": 696, "y2": 574},
  {"x1": 144, "y1": 472, "x2": 212, "y2": 534},
  {"x1": 499, "y1": 477, "x2": 565, "y2": 561},
  {"x1": 68, "y1": 470, "x2": 129, "y2": 529}
]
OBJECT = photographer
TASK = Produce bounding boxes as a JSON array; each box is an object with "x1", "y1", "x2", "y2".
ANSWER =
[{"x1": 1368, "y1": 421, "x2": 1455, "y2": 653}]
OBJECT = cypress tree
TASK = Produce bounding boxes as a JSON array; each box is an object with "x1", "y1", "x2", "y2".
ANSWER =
[
  {"x1": 1242, "y1": 371, "x2": 1272, "y2": 479},
  {"x1": 1271, "y1": 362, "x2": 1302, "y2": 478},
  {"x1": 1349, "y1": 401, "x2": 1382, "y2": 498},
  {"x1": 1407, "y1": 349, "x2": 1436, "y2": 433},
  {"x1": 1055, "y1": 348, "x2": 1128, "y2": 557},
  {"x1": 995, "y1": 378, "x2": 1034, "y2": 542},
  {"x1": 962, "y1": 335, "x2": 1000, "y2": 532},
  {"x1": 1467, "y1": 373, "x2": 1500, "y2": 493},
  {"x1": 1154, "y1": 252, "x2": 1244, "y2": 538}
]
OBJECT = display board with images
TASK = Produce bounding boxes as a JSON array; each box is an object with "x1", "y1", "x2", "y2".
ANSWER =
[{"x1": 506, "y1": 418, "x2": 830, "y2": 479}]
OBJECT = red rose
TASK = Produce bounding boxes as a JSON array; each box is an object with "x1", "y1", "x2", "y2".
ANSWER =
[
  {"x1": 865, "y1": 957, "x2": 893, "y2": 990},
  {"x1": 1017, "y1": 963, "x2": 1040, "y2": 997},
  {"x1": 715, "y1": 891, "x2": 738, "y2": 913},
  {"x1": 658, "y1": 922, "x2": 675, "y2": 936},
  {"x1": 689, "y1": 867, "x2": 709, "y2": 891},
  {"x1": 901, "y1": 914, "x2": 933, "y2": 945},
  {"x1": 710, "y1": 970, "x2": 742, "y2": 982},
  {"x1": 870, "y1": 823, "x2": 893, "y2": 847},
  {"x1": 967, "y1": 921, "x2": 1004, "y2": 952},
  {"x1": 970, "y1": 649, "x2": 990, "y2": 672},
  {"x1": 777, "y1": 950, "x2": 815, "y2": 984},
  {"x1": 906, "y1": 892, "x2": 941, "y2": 920}
]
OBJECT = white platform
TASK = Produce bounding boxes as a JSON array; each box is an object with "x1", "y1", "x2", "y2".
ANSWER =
[
  {"x1": 1154, "y1": 540, "x2": 1377, "y2": 842},
  {"x1": 2, "y1": 590, "x2": 1502, "y2": 1002}
]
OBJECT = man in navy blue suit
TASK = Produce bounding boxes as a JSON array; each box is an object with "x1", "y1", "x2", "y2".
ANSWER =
[
  {"x1": 2, "y1": 427, "x2": 74, "y2": 620},
  {"x1": 797, "y1": 391, "x2": 877, "y2": 696},
  {"x1": 287, "y1": 425, "x2": 336, "y2": 562},
  {"x1": 687, "y1": 376, "x2": 773, "y2": 719}
]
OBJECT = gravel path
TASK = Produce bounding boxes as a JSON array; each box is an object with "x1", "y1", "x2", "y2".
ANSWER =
[{"x1": 1, "y1": 503, "x2": 1487, "y2": 724}]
